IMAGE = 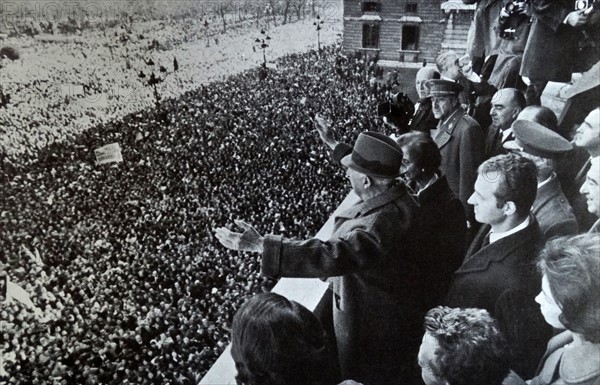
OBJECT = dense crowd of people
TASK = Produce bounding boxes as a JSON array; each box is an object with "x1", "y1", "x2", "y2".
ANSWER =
[
  {"x1": 3, "y1": 1, "x2": 600, "y2": 384},
  {"x1": 0, "y1": 10, "x2": 341, "y2": 159},
  {"x1": 1, "y1": 44, "x2": 396, "y2": 384}
]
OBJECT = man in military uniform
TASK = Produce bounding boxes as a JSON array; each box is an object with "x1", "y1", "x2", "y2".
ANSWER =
[
  {"x1": 504, "y1": 120, "x2": 578, "y2": 240},
  {"x1": 428, "y1": 79, "x2": 485, "y2": 227}
]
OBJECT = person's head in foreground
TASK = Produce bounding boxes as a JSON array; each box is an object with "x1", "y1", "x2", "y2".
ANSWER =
[
  {"x1": 341, "y1": 131, "x2": 402, "y2": 201},
  {"x1": 231, "y1": 292, "x2": 334, "y2": 385},
  {"x1": 535, "y1": 233, "x2": 600, "y2": 342},
  {"x1": 418, "y1": 306, "x2": 512, "y2": 385}
]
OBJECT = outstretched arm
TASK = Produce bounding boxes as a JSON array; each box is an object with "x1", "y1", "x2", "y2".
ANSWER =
[{"x1": 214, "y1": 220, "x2": 264, "y2": 253}]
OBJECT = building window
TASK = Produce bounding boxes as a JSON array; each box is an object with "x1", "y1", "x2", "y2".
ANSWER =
[
  {"x1": 402, "y1": 25, "x2": 419, "y2": 50},
  {"x1": 362, "y1": 2, "x2": 381, "y2": 12},
  {"x1": 405, "y1": 3, "x2": 418, "y2": 13},
  {"x1": 362, "y1": 24, "x2": 380, "y2": 48}
]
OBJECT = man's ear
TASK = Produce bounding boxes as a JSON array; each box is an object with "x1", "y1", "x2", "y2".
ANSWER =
[
  {"x1": 363, "y1": 175, "x2": 372, "y2": 189},
  {"x1": 503, "y1": 201, "x2": 517, "y2": 216}
]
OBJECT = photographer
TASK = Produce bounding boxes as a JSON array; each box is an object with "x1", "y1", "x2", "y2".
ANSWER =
[
  {"x1": 520, "y1": 0, "x2": 597, "y2": 105},
  {"x1": 488, "y1": 0, "x2": 532, "y2": 91}
]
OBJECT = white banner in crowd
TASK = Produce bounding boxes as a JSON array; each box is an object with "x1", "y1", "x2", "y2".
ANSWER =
[{"x1": 94, "y1": 143, "x2": 123, "y2": 165}]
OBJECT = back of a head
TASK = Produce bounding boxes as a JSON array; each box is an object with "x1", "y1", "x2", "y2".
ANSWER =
[
  {"x1": 231, "y1": 293, "x2": 331, "y2": 385},
  {"x1": 537, "y1": 234, "x2": 600, "y2": 343},
  {"x1": 396, "y1": 131, "x2": 441, "y2": 177},
  {"x1": 424, "y1": 306, "x2": 511, "y2": 385},
  {"x1": 435, "y1": 51, "x2": 457, "y2": 74},
  {"x1": 517, "y1": 106, "x2": 558, "y2": 133},
  {"x1": 478, "y1": 153, "x2": 538, "y2": 218},
  {"x1": 416, "y1": 67, "x2": 441, "y2": 83}
]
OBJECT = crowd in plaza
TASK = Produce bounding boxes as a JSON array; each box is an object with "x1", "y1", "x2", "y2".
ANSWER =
[
  {"x1": 1, "y1": 44, "x2": 395, "y2": 384},
  {"x1": 2, "y1": 0, "x2": 600, "y2": 384}
]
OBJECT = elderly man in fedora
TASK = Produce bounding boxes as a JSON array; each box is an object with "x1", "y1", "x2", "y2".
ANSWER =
[{"x1": 216, "y1": 132, "x2": 425, "y2": 385}]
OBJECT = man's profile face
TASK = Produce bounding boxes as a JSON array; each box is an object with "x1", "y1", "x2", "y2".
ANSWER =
[
  {"x1": 580, "y1": 160, "x2": 600, "y2": 217},
  {"x1": 574, "y1": 109, "x2": 600, "y2": 150},
  {"x1": 346, "y1": 167, "x2": 367, "y2": 199},
  {"x1": 431, "y1": 96, "x2": 457, "y2": 120},
  {"x1": 444, "y1": 56, "x2": 462, "y2": 80},
  {"x1": 417, "y1": 333, "x2": 445, "y2": 385},
  {"x1": 490, "y1": 91, "x2": 518, "y2": 130},
  {"x1": 468, "y1": 173, "x2": 506, "y2": 226}
]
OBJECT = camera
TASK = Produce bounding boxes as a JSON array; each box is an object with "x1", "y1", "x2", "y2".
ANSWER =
[
  {"x1": 504, "y1": 0, "x2": 529, "y2": 16},
  {"x1": 575, "y1": 0, "x2": 592, "y2": 10}
]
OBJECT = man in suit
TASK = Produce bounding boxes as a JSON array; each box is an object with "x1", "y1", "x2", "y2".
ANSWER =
[
  {"x1": 445, "y1": 153, "x2": 551, "y2": 379},
  {"x1": 580, "y1": 156, "x2": 600, "y2": 233},
  {"x1": 428, "y1": 79, "x2": 485, "y2": 227},
  {"x1": 409, "y1": 66, "x2": 440, "y2": 133},
  {"x1": 485, "y1": 88, "x2": 526, "y2": 159},
  {"x1": 563, "y1": 108, "x2": 600, "y2": 231},
  {"x1": 504, "y1": 120, "x2": 578, "y2": 240},
  {"x1": 215, "y1": 132, "x2": 424, "y2": 385}
]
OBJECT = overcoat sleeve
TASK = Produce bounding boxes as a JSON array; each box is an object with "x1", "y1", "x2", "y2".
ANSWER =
[{"x1": 261, "y1": 221, "x2": 387, "y2": 278}]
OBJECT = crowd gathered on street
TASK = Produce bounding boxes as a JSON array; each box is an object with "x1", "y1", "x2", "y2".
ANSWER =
[{"x1": 2, "y1": 1, "x2": 600, "y2": 384}]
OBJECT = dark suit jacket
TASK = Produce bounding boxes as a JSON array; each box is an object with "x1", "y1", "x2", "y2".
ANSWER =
[
  {"x1": 532, "y1": 174, "x2": 578, "y2": 240},
  {"x1": 484, "y1": 125, "x2": 513, "y2": 159},
  {"x1": 262, "y1": 184, "x2": 424, "y2": 385},
  {"x1": 520, "y1": 0, "x2": 579, "y2": 82},
  {"x1": 409, "y1": 98, "x2": 438, "y2": 133},
  {"x1": 433, "y1": 107, "x2": 485, "y2": 219},
  {"x1": 414, "y1": 175, "x2": 467, "y2": 309},
  {"x1": 445, "y1": 216, "x2": 551, "y2": 378}
]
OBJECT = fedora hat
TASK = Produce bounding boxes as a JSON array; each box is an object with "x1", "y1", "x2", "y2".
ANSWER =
[{"x1": 341, "y1": 132, "x2": 403, "y2": 178}]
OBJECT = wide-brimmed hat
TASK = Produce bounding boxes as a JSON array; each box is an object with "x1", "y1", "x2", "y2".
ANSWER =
[{"x1": 341, "y1": 132, "x2": 403, "y2": 178}]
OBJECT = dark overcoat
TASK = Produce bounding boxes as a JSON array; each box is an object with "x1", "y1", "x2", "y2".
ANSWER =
[
  {"x1": 262, "y1": 184, "x2": 424, "y2": 385},
  {"x1": 532, "y1": 174, "x2": 578, "y2": 240},
  {"x1": 432, "y1": 106, "x2": 485, "y2": 218},
  {"x1": 520, "y1": 0, "x2": 579, "y2": 82},
  {"x1": 445, "y1": 217, "x2": 551, "y2": 378},
  {"x1": 409, "y1": 98, "x2": 438, "y2": 133},
  {"x1": 414, "y1": 175, "x2": 467, "y2": 309}
]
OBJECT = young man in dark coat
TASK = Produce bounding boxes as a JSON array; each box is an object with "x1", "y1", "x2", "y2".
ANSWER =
[
  {"x1": 215, "y1": 132, "x2": 424, "y2": 385},
  {"x1": 445, "y1": 153, "x2": 552, "y2": 379}
]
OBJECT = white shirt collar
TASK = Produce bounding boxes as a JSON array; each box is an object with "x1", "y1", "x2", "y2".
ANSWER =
[
  {"x1": 537, "y1": 173, "x2": 555, "y2": 189},
  {"x1": 501, "y1": 128, "x2": 513, "y2": 143},
  {"x1": 489, "y1": 216, "x2": 530, "y2": 244}
]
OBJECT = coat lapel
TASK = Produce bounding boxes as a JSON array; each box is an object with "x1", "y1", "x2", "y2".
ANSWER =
[
  {"x1": 434, "y1": 108, "x2": 465, "y2": 149},
  {"x1": 532, "y1": 175, "x2": 559, "y2": 214},
  {"x1": 456, "y1": 218, "x2": 537, "y2": 274}
]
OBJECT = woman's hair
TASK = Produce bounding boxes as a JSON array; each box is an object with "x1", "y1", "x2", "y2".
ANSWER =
[
  {"x1": 396, "y1": 131, "x2": 441, "y2": 178},
  {"x1": 231, "y1": 292, "x2": 332, "y2": 385},
  {"x1": 537, "y1": 233, "x2": 600, "y2": 342}
]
